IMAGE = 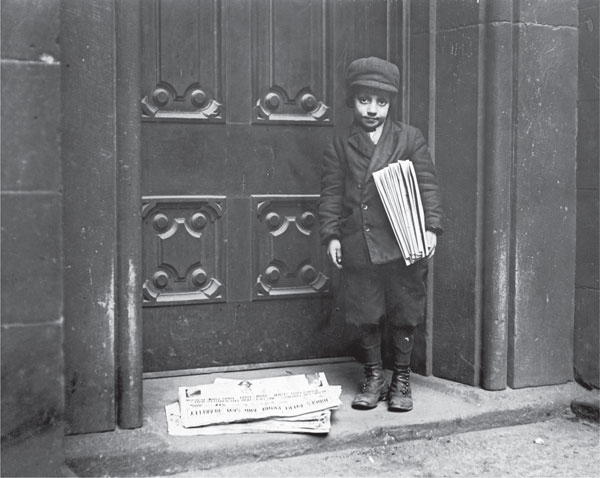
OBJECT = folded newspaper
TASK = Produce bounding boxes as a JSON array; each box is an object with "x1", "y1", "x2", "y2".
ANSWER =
[
  {"x1": 373, "y1": 160, "x2": 427, "y2": 265},
  {"x1": 166, "y1": 372, "x2": 342, "y2": 435}
]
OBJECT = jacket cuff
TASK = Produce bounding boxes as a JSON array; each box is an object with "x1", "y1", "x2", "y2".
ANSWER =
[
  {"x1": 321, "y1": 233, "x2": 341, "y2": 246},
  {"x1": 426, "y1": 226, "x2": 443, "y2": 236}
]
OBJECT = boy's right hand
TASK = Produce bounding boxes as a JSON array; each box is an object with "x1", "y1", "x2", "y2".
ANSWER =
[{"x1": 327, "y1": 239, "x2": 343, "y2": 269}]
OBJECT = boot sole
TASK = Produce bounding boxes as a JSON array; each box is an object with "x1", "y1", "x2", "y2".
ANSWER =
[
  {"x1": 351, "y1": 390, "x2": 389, "y2": 410},
  {"x1": 388, "y1": 398, "x2": 413, "y2": 412}
]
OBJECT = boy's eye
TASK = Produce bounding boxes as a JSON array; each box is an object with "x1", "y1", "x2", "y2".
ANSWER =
[
  {"x1": 377, "y1": 98, "x2": 389, "y2": 106},
  {"x1": 357, "y1": 96, "x2": 369, "y2": 104}
]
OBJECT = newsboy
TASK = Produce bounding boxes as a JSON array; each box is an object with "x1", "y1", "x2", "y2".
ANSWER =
[{"x1": 318, "y1": 57, "x2": 443, "y2": 412}]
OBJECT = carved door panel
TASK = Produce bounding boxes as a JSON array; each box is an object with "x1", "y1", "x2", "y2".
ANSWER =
[{"x1": 141, "y1": 0, "x2": 403, "y2": 372}]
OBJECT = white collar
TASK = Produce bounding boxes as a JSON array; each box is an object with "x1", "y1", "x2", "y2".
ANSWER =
[{"x1": 369, "y1": 124, "x2": 384, "y2": 145}]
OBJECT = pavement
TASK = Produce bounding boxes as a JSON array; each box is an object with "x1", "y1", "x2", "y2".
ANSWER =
[{"x1": 64, "y1": 360, "x2": 599, "y2": 477}]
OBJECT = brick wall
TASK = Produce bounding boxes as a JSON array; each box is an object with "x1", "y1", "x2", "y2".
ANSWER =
[{"x1": 1, "y1": 0, "x2": 65, "y2": 475}]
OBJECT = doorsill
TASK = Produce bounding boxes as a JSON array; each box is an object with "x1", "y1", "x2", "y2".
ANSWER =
[{"x1": 143, "y1": 356, "x2": 356, "y2": 380}]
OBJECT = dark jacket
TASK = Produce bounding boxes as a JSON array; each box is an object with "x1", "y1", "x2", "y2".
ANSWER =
[{"x1": 319, "y1": 119, "x2": 443, "y2": 266}]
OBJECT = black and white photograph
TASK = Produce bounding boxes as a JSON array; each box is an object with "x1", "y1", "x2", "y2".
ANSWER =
[{"x1": 1, "y1": 0, "x2": 598, "y2": 476}]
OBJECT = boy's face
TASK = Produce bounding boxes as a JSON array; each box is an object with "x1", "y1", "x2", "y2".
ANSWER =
[{"x1": 352, "y1": 88, "x2": 390, "y2": 131}]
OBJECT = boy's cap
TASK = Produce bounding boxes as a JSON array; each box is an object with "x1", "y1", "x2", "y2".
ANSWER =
[{"x1": 345, "y1": 57, "x2": 400, "y2": 94}]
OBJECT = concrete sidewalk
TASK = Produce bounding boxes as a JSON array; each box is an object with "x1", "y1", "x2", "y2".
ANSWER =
[{"x1": 64, "y1": 360, "x2": 597, "y2": 477}]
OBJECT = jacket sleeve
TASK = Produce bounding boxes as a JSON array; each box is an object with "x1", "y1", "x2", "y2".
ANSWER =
[
  {"x1": 318, "y1": 137, "x2": 345, "y2": 245},
  {"x1": 410, "y1": 128, "x2": 444, "y2": 234}
]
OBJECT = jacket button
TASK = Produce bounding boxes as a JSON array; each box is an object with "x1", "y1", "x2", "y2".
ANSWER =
[
  {"x1": 357, "y1": 184, "x2": 363, "y2": 189},
  {"x1": 361, "y1": 203, "x2": 368, "y2": 210},
  {"x1": 364, "y1": 226, "x2": 370, "y2": 232}
]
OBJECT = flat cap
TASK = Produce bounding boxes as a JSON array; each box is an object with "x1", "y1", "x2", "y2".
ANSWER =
[{"x1": 345, "y1": 57, "x2": 400, "y2": 94}]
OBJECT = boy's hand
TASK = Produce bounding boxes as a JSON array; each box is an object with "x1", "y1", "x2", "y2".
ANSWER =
[
  {"x1": 327, "y1": 239, "x2": 343, "y2": 269},
  {"x1": 425, "y1": 230, "x2": 437, "y2": 258}
]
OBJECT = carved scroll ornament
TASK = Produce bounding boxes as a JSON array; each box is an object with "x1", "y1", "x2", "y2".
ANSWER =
[
  {"x1": 141, "y1": 82, "x2": 222, "y2": 121},
  {"x1": 255, "y1": 86, "x2": 330, "y2": 123}
]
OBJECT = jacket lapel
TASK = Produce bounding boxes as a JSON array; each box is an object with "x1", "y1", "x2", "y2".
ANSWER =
[{"x1": 348, "y1": 124, "x2": 375, "y2": 159}]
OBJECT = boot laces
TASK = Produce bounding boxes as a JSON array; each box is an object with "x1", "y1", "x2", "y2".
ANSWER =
[{"x1": 360, "y1": 369, "x2": 382, "y2": 392}]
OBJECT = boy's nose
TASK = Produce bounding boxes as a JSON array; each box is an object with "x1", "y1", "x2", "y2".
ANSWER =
[{"x1": 367, "y1": 101, "x2": 377, "y2": 114}]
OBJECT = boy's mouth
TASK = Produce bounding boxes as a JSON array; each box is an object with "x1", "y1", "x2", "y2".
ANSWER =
[{"x1": 362, "y1": 117, "x2": 381, "y2": 125}]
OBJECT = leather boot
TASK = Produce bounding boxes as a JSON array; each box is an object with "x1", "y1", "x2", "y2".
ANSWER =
[
  {"x1": 388, "y1": 368, "x2": 412, "y2": 412},
  {"x1": 352, "y1": 364, "x2": 388, "y2": 410}
]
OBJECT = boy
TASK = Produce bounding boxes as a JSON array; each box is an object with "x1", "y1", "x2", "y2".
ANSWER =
[{"x1": 319, "y1": 57, "x2": 443, "y2": 412}]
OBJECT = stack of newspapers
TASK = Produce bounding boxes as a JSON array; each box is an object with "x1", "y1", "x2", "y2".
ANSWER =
[
  {"x1": 373, "y1": 161, "x2": 427, "y2": 265},
  {"x1": 165, "y1": 372, "x2": 342, "y2": 435}
]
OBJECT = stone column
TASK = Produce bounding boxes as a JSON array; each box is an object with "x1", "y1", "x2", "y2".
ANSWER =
[
  {"x1": 62, "y1": 0, "x2": 118, "y2": 433},
  {"x1": 506, "y1": 1, "x2": 578, "y2": 388},
  {"x1": 574, "y1": 0, "x2": 599, "y2": 390},
  {"x1": 431, "y1": 0, "x2": 578, "y2": 388}
]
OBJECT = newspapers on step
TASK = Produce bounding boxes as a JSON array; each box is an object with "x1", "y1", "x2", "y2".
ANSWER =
[{"x1": 165, "y1": 372, "x2": 342, "y2": 435}]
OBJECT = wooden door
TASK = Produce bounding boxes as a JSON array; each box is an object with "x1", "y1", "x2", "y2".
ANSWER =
[{"x1": 140, "y1": 0, "x2": 405, "y2": 372}]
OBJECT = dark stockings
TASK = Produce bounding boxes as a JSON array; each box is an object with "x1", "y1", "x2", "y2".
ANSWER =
[
  {"x1": 390, "y1": 325, "x2": 415, "y2": 372},
  {"x1": 359, "y1": 323, "x2": 416, "y2": 371},
  {"x1": 359, "y1": 324, "x2": 382, "y2": 367}
]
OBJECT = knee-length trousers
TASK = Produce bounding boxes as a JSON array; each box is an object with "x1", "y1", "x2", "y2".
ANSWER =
[{"x1": 342, "y1": 258, "x2": 429, "y2": 328}]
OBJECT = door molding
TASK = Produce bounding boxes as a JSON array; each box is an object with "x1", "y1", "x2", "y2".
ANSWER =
[{"x1": 116, "y1": 0, "x2": 144, "y2": 429}]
